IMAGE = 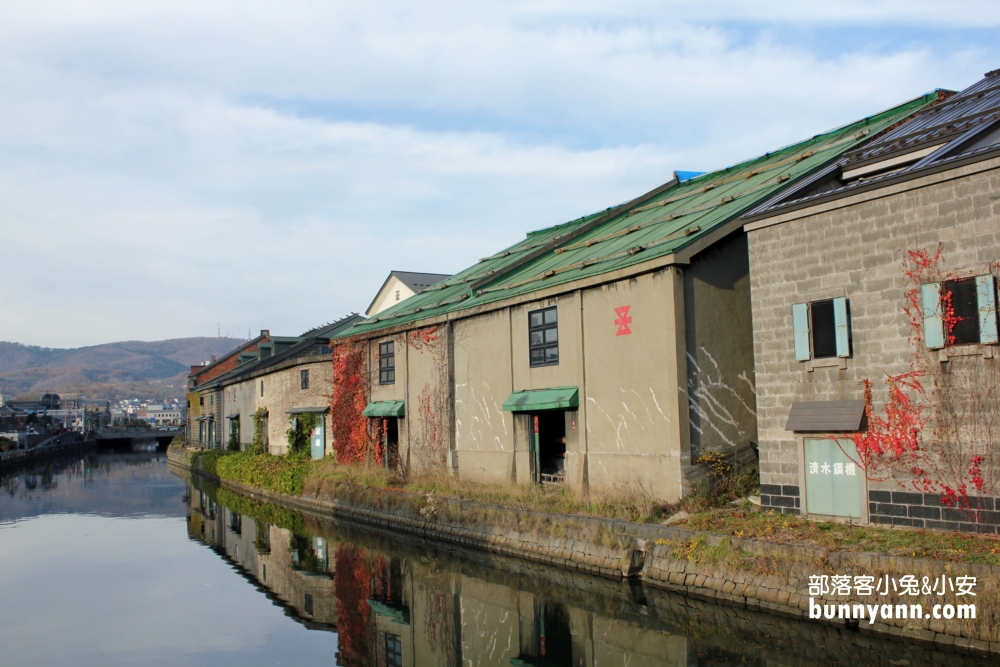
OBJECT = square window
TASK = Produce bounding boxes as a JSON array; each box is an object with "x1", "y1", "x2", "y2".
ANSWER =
[
  {"x1": 528, "y1": 306, "x2": 559, "y2": 367},
  {"x1": 944, "y1": 278, "x2": 980, "y2": 346},
  {"x1": 792, "y1": 298, "x2": 851, "y2": 361},
  {"x1": 379, "y1": 341, "x2": 395, "y2": 385}
]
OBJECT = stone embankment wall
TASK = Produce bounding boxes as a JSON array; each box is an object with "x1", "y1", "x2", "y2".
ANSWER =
[
  {"x1": 168, "y1": 447, "x2": 1000, "y2": 656},
  {"x1": 0, "y1": 437, "x2": 96, "y2": 473}
]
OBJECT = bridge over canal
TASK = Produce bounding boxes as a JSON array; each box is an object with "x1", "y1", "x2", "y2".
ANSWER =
[{"x1": 94, "y1": 428, "x2": 179, "y2": 450}]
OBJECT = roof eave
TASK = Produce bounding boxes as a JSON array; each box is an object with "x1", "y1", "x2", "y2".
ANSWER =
[{"x1": 742, "y1": 143, "x2": 1000, "y2": 228}]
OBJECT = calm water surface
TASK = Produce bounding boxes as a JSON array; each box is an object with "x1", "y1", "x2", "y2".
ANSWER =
[{"x1": 0, "y1": 450, "x2": 995, "y2": 666}]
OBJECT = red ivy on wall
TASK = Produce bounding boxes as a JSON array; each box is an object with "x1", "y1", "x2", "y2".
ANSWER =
[
  {"x1": 845, "y1": 245, "x2": 1000, "y2": 528},
  {"x1": 331, "y1": 342, "x2": 374, "y2": 465},
  {"x1": 334, "y1": 543, "x2": 374, "y2": 666}
]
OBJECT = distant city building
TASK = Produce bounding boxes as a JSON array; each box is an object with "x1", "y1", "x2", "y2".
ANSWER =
[{"x1": 146, "y1": 404, "x2": 183, "y2": 426}]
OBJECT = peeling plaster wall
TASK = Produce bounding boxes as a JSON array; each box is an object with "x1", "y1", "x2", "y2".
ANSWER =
[
  {"x1": 405, "y1": 559, "x2": 460, "y2": 666},
  {"x1": 368, "y1": 333, "x2": 410, "y2": 465},
  {"x1": 512, "y1": 293, "x2": 587, "y2": 487},
  {"x1": 404, "y1": 329, "x2": 450, "y2": 475},
  {"x1": 458, "y1": 577, "x2": 523, "y2": 665},
  {"x1": 226, "y1": 375, "x2": 264, "y2": 450},
  {"x1": 582, "y1": 269, "x2": 688, "y2": 501},
  {"x1": 454, "y1": 309, "x2": 515, "y2": 484},
  {"x1": 683, "y1": 231, "x2": 758, "y2": 456},
  {"x1": 591, "y1": 616, "x2": 691, "y2": 666},
  {"x1": 352, "y1": 244, "x2": 757, "y2": 502}
]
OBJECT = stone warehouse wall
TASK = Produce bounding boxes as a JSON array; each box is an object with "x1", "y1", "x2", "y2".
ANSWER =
[
  {"x1": 170, "y1": 447, "x2": 1000, "y2": 655},
  {"x1": 747, "y1": 158, "x2": 1000, "y2": 518}
]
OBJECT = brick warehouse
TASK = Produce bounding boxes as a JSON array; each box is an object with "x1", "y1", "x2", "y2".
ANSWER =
[{"x1": 743, "y1": 69, "x2": 1000, "y2": 530}]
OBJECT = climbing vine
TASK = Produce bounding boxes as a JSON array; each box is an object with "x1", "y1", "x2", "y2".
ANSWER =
[
  {"x1": 248, "y1": 407, "x2": 268, "y2": 454},
  {"x1": 845, "y1": 245, "x2": 1000, "y2": 528},
  {"x1": 331, "y1": 341, "x2": 377, "y2": 465},
  {"x1": 408, "y1": 326, "x2": 449, "y2": 473},
  {"x1": 334, "y1": 543, "x2": 376, "y2": 666},
  {"x1": 285, "y1": 412, "x2": 320, "y2": 458},
  {"x1": 227, "y1": 422, "x2": 240, "y2": 452}
]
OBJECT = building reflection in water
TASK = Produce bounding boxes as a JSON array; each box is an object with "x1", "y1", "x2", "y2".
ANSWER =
[{"x1": 184, "y1": 479, "x2": 993, "y2": 667}]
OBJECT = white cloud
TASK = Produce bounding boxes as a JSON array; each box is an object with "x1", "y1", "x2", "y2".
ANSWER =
[{"x1": 0, "y1": 1, "x2": 997, "y2": 346}]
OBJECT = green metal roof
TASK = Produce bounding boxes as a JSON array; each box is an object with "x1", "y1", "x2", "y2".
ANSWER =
[
  {"x1": 503, "y1": 386, "x2": 579, "y2": 412},
  {"x1": 362, "y1": 400, "x2": 405, "y2": 418},
  {"x1": 340, "y1": 92, "x2": 941, "y2": 340}
]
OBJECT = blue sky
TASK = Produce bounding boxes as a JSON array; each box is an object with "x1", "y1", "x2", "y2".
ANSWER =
[{"x1": 1, "y1": 1, "x2": 999, "y2": 347}]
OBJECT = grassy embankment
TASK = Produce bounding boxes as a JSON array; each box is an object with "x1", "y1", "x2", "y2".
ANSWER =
[{"x1": 185, "y1": 448, "x2": 1000, "y2": 566}]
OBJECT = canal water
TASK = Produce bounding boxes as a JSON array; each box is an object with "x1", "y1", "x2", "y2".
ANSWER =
[{"x1": 0, "y1": 450, "x2": 994, "y2": 666}]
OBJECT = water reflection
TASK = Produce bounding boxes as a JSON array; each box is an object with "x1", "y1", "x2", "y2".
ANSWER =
[
  {"x1": 186, "y1": 477, "x2": 995, "y2": 667},
  {"x1": 0, "y1": 450, "x2": 184, "y2": 522},
  {"x1": 0, "y1": 452, "x2": 337, "y2": 667}
]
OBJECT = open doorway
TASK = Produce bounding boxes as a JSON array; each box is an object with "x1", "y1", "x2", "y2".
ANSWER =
[
  {"x1": 380, "y1": 418, "x2": 399, "y2": 470},
  {"x1": 533, "y1": 412, "x2": 566, "y2": 484}
]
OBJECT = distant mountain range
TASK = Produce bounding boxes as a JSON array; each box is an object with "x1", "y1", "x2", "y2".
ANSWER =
[{"x1": 0, "y1": 337, "x2": 246, "y2": 402}]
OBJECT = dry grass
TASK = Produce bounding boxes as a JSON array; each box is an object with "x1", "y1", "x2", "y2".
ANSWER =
[
  {"x1": 687, "y1": 507, "x2": 1000, "y2": 565},
  {"x1": 303, "y1": 457, "x2": 672, "y2": 524}
]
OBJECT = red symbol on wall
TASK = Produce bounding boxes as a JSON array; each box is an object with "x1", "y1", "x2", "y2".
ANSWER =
[{"x1": 614, "y1": 306, "x2": 632, "y2": 336}]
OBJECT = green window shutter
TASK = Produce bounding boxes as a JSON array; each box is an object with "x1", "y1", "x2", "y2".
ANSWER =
[
  {"x1": 977, "y1": 275, "x2": 998, "y2": 344},
  {"x1": 792, "y1": 303, "x2": 810, "y2": 361},
  {"x1": 833, "y1": 297, "x2": 850, "y2": 357},
  {"x1": 921, "y1": 282, "x2": 944, "y2": 349}
]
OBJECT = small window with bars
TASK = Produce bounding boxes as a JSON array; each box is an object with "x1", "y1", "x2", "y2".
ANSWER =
[
  {"x1": 300, "y1": 369, "x2": 309, "y2": 390},
  {"x1": 921, "y1": 276, "x2": 998, "y2": 349},
  {"x1": 379, "y1": 341, "x2": 395, "y2": 384},
  {"x1": 791, "y1": 298, "x2": 852, "y2": 361},
  {"x1": 528, "y1": 306, "x2": 559, "y2": 367}
]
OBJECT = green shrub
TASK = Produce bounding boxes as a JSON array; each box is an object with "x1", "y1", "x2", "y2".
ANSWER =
[
  {"x1": 214, "y1": 451, "x2": 310, "y2": 496},
  {"x1": 248, "y1": 407, "x2": 268, "y2": 455},
  {"x1": 285, "y1": 413, "x2": 319, "y2": 457}
]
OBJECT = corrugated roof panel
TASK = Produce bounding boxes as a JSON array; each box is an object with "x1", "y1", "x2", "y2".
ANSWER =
[{"x1": 341, "y1": 92, "x2": 940, "y2": 339}]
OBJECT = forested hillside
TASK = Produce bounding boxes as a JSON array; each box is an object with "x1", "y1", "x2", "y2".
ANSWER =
[{"x1": 0, "y1": 337, "x2": 246, "y2": 401}]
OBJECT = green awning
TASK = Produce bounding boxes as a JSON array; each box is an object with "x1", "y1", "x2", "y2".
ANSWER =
[
  {"x1": 362, "y1": 400, "x2": 405, "y2": 418},
  {"x1": 286, "y1": 406, "x2": 330, "y2": 415},
  {"x1": 366, "y1": 599, "x2": 410, "y2": 625},
  {"x1": 503, "y1": 386, "x2": 579, "y2": 412}
]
